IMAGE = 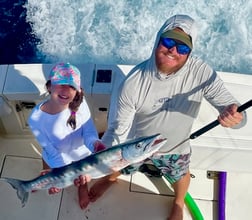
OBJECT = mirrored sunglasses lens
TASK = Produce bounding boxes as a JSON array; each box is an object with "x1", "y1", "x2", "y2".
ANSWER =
[
  {"x1": 161, "y1": 38, "x2": 175, "y2": 49},
  {"x1": 177, "y1": 45, "x2": 191, "y2": 54},
  {"x1": 161, "y1": 38, "x2": 191, "y2": 55}
]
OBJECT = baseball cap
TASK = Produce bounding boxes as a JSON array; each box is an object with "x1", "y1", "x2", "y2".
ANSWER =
[
  {"x1": 161, "y1": 28, "x2": 193, "y2": 49},
  {"x1": 49, "y1": 63, "x2": 81, "y2": 91}
]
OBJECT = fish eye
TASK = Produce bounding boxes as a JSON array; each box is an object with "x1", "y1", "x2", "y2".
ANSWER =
[{"x1": 136, "y1": 143, "x2": 142, "y2": 149}]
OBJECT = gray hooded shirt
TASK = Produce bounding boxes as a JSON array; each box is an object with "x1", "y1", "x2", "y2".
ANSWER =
[{"x1": 102, "y1": 14, "x2": 243, "y2": 154}]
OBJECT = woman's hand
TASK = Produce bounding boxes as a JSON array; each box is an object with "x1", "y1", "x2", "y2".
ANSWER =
[
  {"x1": 94, "y1": 140, "x2": 107, "y2": 152},
  {"x1": 40, "y1": 169, "x2": 62, "y2": 194},
  {"x1": 41, "y1": 170, "x2": 91, "y2": 192},
  {"x1": 74, "y1": 175, "x2": 91, "y2": 187},
  {"x1": 74, "y1": 141, "x2": 106, "y2": 188}
]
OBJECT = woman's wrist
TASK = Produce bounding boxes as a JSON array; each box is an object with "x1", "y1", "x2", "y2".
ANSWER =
[
  {"x1": 93, "y1": 140, "x2": 106, "y2": 152},
  {"x1": 40, "y1": 169, "x2": 51, "y2": 176}
]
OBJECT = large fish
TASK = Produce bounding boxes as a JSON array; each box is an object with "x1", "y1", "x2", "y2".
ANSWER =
[{"x1": 0, "y1": 133, "x2": 166, "y2": 207}]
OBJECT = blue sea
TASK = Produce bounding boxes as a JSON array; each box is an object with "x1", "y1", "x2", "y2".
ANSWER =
[{"x1": 1, "y1": 0, "x2": 252, "y2": 74}]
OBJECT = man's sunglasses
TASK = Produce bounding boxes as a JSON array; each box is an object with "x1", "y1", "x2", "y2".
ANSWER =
[{"x1": 160, "y1": 38, "x2": 191, "y2": 55}]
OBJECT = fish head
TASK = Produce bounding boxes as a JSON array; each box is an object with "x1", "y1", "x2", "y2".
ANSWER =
[{"x1": 121, "y1": 133, "x2": 167, "y2": 163}]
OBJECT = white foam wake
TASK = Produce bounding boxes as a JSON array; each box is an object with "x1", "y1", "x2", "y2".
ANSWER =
[{"x1": 25, "y1": 0, "x2": 252, "y2": 74}]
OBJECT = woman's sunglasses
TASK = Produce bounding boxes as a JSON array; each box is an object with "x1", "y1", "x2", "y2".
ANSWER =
[{"x1": 160, "y1": 37, "x2": 191, "y2": 55}]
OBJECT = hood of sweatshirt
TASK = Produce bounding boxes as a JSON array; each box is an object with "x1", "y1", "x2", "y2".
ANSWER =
[
  {"x1": 152, "y1": 14, "x2": 197, "y2": 54},
  {"x1": 144, "y1": 14, "x2": 198, "y2": 79}
]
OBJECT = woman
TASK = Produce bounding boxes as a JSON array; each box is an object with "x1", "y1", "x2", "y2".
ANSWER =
[{"x1": 29, "y1": 62, "x2": 106, "y2": 209}]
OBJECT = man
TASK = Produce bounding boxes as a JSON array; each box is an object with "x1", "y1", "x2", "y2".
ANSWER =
[{"x1": 89, "y1": 14, "x2": 245, "y2": 220}]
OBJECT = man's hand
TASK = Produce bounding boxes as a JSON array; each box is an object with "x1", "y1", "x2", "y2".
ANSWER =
[{"x1": 218, "y1": 104, "x2": 243, "y2": 127}]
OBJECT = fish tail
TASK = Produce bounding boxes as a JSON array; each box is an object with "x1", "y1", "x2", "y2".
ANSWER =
[{"x1": 0, "y1": 177, "x2": 29, "y2": 207}]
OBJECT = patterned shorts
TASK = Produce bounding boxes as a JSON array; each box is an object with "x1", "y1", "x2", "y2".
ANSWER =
[{"x1": 121, "y1": 153, "x2": 191, "y2": 182}]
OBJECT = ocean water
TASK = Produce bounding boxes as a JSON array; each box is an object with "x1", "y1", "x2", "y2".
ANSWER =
[{"x1": 0, "y1": 0, "x2": 252, "y2": 74}]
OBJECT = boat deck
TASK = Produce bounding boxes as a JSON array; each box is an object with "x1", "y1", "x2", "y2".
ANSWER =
[
  {"x1": 0, "y1": 136, "x2": 205, "y2": 220},
  {"x1": 0, "y1": 64, "x2": 252, "y2": 219},
  {"x1": 1, "y1": 135, "x2": 252, "y2": 220}
]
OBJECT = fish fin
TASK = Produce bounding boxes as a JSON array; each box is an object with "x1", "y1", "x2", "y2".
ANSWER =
[{"x1": 0, "y1": 177, "x2": 29, "y2": 207}]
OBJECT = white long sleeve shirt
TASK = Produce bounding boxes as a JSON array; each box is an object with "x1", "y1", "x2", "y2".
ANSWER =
[
  {"x1": 102, "y1": 57, "x2": 242, "y2": 154},
  {"x1": 29, "y1": 100, "x2": 99, "y2": 168}
]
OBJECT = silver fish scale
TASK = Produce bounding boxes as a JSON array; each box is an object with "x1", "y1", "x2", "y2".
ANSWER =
[{"x1": 79, "y1": 147, "x2": 124, "y2": 179}]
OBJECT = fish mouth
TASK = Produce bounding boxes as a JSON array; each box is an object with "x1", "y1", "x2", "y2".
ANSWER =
[
  {"x1": 152, "y1": 138, "x2": 166, "y2": 145},
  {"x1": 145, "y1": 134, "x2": 167, "y2": 152}
]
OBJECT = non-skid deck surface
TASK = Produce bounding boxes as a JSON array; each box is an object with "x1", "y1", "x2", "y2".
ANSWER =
[
  {"x1": 0, "y1": 154, "x2": 215, "y2": 220},
  {"x1": 0, "y1": 156, "x2": 62, "y2": 220},
  {"x1": 0, "y1": 155, "x2": 178, "y2": 220},
  {"x1": 0, "y1": 137, "x2": 251, "y2": 220}
]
